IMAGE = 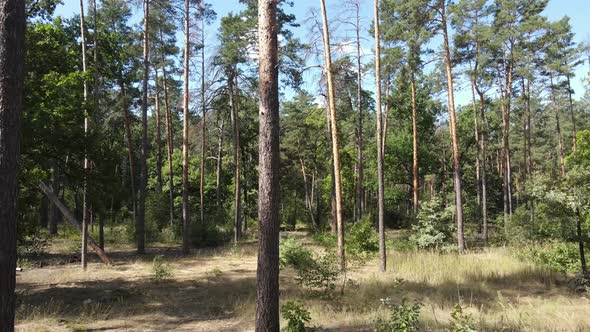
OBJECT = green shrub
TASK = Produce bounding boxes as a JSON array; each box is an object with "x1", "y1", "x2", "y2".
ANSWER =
[
  {"x1": 312, "y1": 232, "x2": 337, "y2": 248},
  {"x1": 409, "y1": 198, "x2": 454, "y2": 250},
  {"x1": 449, "y1": 304, "x2": 477, "y2": 332},
  {"x1": 516, "y1": 241, "x2": 581, "y2": 273},
  {"x1": 17, "y1": 232, "x2": 49, "y2": 257},
  {"x1": 191, "y1": 221, "x2": 231, "y2": 248},
  {"x1": 295, "y1": 251, "x2": 339, "y2": 293},
  {"x1": 347, "y1": 217, "x2": 379, "y2": 259},
  {"x1": 151, "y1": 255, "x2": 172, "y2": 282},
  {"x1": 281, "y1": 300, "x2": 311, "y2": 332},
  {"x1": 375, "y1": 298, "x2": 422, "y2": 332},
  {"x1": 280, "y1": 238, "x2": 314, "y2": 269}
]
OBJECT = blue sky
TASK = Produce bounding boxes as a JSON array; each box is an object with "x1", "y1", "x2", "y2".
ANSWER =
[{"x1": 55, "y1": 0, "x2": 590, "y2": 104}]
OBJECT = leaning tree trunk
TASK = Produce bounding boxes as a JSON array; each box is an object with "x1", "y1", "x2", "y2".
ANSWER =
[
  {"x1": 0, "y1": 1, "x2": 25, "y2": 329},
  {"x1": 441, "y1": 0, "x2": 465, "y2": 253},
  {"x1": 79, "y1": 0, "x2": 90, "y2": 269},
  {"x1": 182, "y1": 0, "x2": 191, "y2": 254},
  {"x1": 137, "y1": 0, "x2": 150, "y2": 255},
  {"x1": 374, "y1": 0, "x2": 387, "y2": 272},
  {"x1": 255, "y1": 1, "x2": 281, "y2": 329},
  {"x1": 566, "y1": 77, "x2": 577, "y2": 153},
  {"x1": 320, "y1": 0, "x2": 345, "y2": 271}
]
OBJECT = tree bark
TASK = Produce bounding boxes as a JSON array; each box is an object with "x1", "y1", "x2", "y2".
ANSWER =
[
  {"x1": 160, "y1": 29, "x2": 174, "y2": 227},
  {"x1": 137, "y1": 0, "x2": 149, "y2": 255},
  {"x1": 441, "y1": 1, "x2": 465, "y2": 253},
  {"x1": 200, "y1": 17, "x2": 206, "y2": 224},
  {"x1": 566, "y1": 77, "x2": 577, "y2": 153},
  {"x1": 182, "y1": 0, "x2": 191, "y2": 254},
  {"x1": 121, "y1": 83, "x2": 137, "y2": 221},
  {"x1": 79, "y1": 0, "x2": 90, "y2": 270},
  {"x1": 154, "y1": 68, "x2": 163, "y2": 191},
  {"x1": 549, "y1": 75, "x2": 566, "y2": 177},
  {"x1": 354, "y1": 0, "x2": 364, "y2": 221},
  {"x1": 374, "y1": 0, "x2": 387, "y2": 272},
  {"x1": 0, "y1": 1, "x2": 24, "y2": 329},
  {"x1": 229, "y1": 71, "x2": 242, "y2": 242},
  {"x1": 255, "y1": 1, "x2": 281, "y2": 329},
  {"x1": 320, "y1": 0, "x2": 345, "y2": 271},
  {"x1": 216, "y1": 114, "x2": 225, "y2": 212},
  {"x1": 410, "y1": 71, "x2": 419, "y2": 212}
]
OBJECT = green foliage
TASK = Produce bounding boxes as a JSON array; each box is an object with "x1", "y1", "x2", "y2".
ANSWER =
[
  {"x1": 279, "y1": 238, "x2": 314, "y2": 270},
  {"x1": 191, "y1": 220, "x2": 232, "y2": 248},
  {"x1": 346, "y1": 217, "x2": 379, "y2": 259},
  {"x1": 409, "y1": 198, "x2": 455, "y2": 250},
  {"x1": 516, "y1": 241, "x2": 582, "y2": 273},
  {"x1": 281, "y1": 301, "x2": 311, "y2": 332},
  {"x1": 375, "y1": 298, "x2": 422, "y2": 332},
  {"x1": 449, "y1": 304, "x2": 477, "y2": 332},
  {"x1": 17, "y1": 232, "x2": 49, "y2": 257},
  {"x1": 151, "y1": 255, "x2": 172, "y2": 283}
]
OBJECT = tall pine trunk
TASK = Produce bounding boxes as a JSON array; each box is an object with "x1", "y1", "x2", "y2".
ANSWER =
[
  {"x1": 154, "y1": 68, "x2": 163, "y2": 191},
  {"x1": 160, "y1": 30, "x2": 174, "y2": 227},
  {"x1": 320, "y1": 0, "x2": 345, "y2": 271},
  {"x1": 79, "y1": 0, "x2": 90, "y2": 269},
  {"x1": 182, "y1": 0, "x2": 191, "y2": 254},
  {"x1": 0, "y1": 1, "x2": 25, "y2": 329},
  {"x1": 216, "y1": 114, "x2": 225, "y2": 212},
  {"x1": 374, "y1": 0, "x2": 387, "y2": 272},
  {"x1": 354, "y1": 1, "x2": 364, "y2": 221},
  {"x1": 121, "y1": 83, "x2": 137, "y2": 221},
  {"x1": 200, "y1": 18, "x2": 207, "y2": 224},
  {"x1": 255, "y1": 1, "x2": 281, "y2": 328},
  {"x1": 410, "y1": 71, "x2": 419, "y2": 212},
  {"x1": 441, "y1": 0, "x2": 465, "y2": 253},
  {"x1": 229, "y1": 71, "x2": 242, "y2": 242},
  {"x1": 137, "y1": 0, "x2": 150, "y2": 255}
]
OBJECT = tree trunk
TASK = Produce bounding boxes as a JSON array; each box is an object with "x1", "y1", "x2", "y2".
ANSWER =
[
  {"x1": 255, "y1": 1, "x2": 281, "y2": 329},
  {"x1": 39, "y1": 182, "x2": 112, "y2": 265},
  {"x1": 200, "y1": 17, "x2": 207, "y2": 224},
  {"x1": 577, "y1": 210, "x2": 587, "y2": 275},
  {"x1": 374, "y1": 0, "x2": 387, "y2": 272},
  {"x1": 566, "y1": 77, "x2": 577, "y2": 153},
  {"x1": 476, "y1": 91, "x2": 488, "y2": 245},
  {"x1": 354, "y1": 1, "x2": 364, "y2": 221},
  {"x1": 216, "y1": 115, "x2": 225, "y2": 213},
  {"x1": 550, "y1": 75, "x2": 566, "y2": 177},
  {"x1": 229, "y1": 72, "x2": 242, "y2": 242},
  {"x1": 99, "y1": 213, "x2": 105, "y2": 250},
  {"x1": 410, "y1": 71, "x2": 419, "y2": 212},
  {"x1": 182, "y1": 0, "x2": 191, "y2": 254},
  {"x1": 320, "y1": 0, "x2": 345, "y2": 271},
  {"x1": 469, "y1": 64, "x2": 481, "y2": 228},
  {"x1": 441, "y1": 1, "x2": 465, "y2": 253},
  {"x1": 79, "y1": 0, "x2": 90, "y2": 270},
  {"x1": 49, "y1": 165, "x2": 61, "y2": 235},
  {"x1": 121, "y1": 83, "x2": 137, "y2": 221},
  {"x1": 154, "y1": 68, "x2": 163, "y2": 191},
  {"x1": 160, "y1": 29, "x2": 174, "y2": 227},
  {"x1": 0, "y1": 1, "x2": 24, "y2": 328},
  {"x1": 326, "y1": 105, "x2": 337, "y2": 234},
  {"x1": 137, "y1": 0, "x2": 149, "y2": 255}
]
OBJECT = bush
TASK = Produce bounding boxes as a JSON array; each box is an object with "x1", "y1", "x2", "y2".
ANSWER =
[
  {"x1": 449, "y1": 304, "x2": 477, "y2": 332},
  {"x1": 347, "y1": 217, "x2": 379, "y2": 259},
  {"x1": 280, "y1": 238, "x2": 314, "y2": 269},
  {"x1": 375, "y1": 298, "x2": 422, "y2": 332},
  {"x1": 17, "y1": 232, "x2": 49, "y2": 257},
  {"x1": 281, "y1": 300, "x2": 311, "y2": 332},
  {"x1": 516, "y1": 241, "x2": 581, "y2": 273},
  {"x1": 409, "y1": 198, "x2": 454, "y2": 250},
  {"x1": 295, "y1": 252, "x2": 340, "y2": 293},
  {"x1": 191, "y1": 221, "x2": 231, "y2": 248},
  {"x1": 151, "y1": 255, "x2": 172, "y2": 282}
]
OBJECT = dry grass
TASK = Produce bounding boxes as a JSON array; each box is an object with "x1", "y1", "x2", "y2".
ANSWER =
[{"x1": 15, "y1": 233, "x2": 590, "y2": 331}]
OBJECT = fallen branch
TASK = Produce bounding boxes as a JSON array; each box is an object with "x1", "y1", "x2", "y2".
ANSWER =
[{"x1": 38, "y1": 181, "x2": 113, "y2": 265}]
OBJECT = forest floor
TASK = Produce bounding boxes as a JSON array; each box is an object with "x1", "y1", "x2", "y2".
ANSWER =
[{"x1": 14, "y1": 230, "x2": 590, "y2": 332}]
